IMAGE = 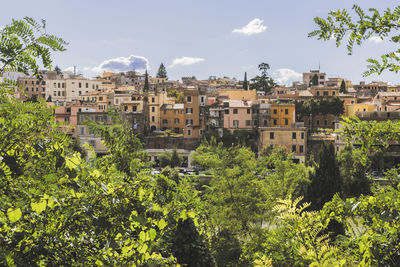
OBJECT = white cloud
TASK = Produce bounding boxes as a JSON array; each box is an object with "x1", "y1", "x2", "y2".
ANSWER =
[
  {"x1": 168, "y1": 57, "x2": 205, "y2": 68},
  {"x1": 232, "y1": 18, "x2": 267, "y2": 36},
  {"x1": 83, "y1": 54, "x2": 150, "y2": 75},
  {"x1": 369, "y1": 36, "x2": 383, "y2": 43},
  {"x1": 272, "y1": 68, "x2": 302, "y2": 85}
]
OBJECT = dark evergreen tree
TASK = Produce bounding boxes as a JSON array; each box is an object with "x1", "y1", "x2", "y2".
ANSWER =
[
  {"x1": 340, "y1": 79, "x2": 347, "y2": 93},
  {"x1": 170, "y1": 148, "x2": 182, "y2": 168},
  {"x1": 169, "y1": 219, "x2": 215, "y2": 267},
  {"x1": 156, "y1": 63, "x2": 168, "y2": 79},
  {"x1": 250, "y1": 63, "x2": 277, "y2": 94},
  {"x1": 306, "y1": 142, "x2": 342, "y2": 211},
  {"x1": 46, "y1": 95, "x2": 52, "y2": 102},
  {"x1": 309, "y1": 74, "x2": 319, "y2": 86},
  {"x1": 143, "y1": 70, "x2": 149, "y2": 92},
  {"x1": 54, "y1": 65, "x2": 62, "y2": 75},
  {"x1": 243, "y1": 72, "x2": 248, "y2": 90}
]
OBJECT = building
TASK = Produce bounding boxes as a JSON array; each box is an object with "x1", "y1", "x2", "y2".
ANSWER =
[
  {"x1": 183, "y1": 87, "x2": 204, "y2": 138},
  {"x1": 223, "y1": 99, "x2": 253, "y2": 132},
  {"x1": 160, "y1": 103, "x2": 184, "y2": 133},
  {"x1": 303, "y1": 70, "x2": 326, "y2": 86},
  {"x1": 269, "y1": 103, "x2": 295, "y2": 127},
  {"x1": 258, "y1": 124, "x2": 307, "y2": 163}
]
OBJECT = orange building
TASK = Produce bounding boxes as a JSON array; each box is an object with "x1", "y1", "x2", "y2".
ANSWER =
[
  {"x1": 160, "y1": 103, "x2": 184, "y2": 133},
  {"x1": 269, "y1": 103, "x2": 295, "y2": 127}
]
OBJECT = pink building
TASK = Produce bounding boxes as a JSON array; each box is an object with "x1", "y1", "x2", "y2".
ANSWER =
[{"x1": 223, "y1": 100, "x2": 253, "y2": 132}]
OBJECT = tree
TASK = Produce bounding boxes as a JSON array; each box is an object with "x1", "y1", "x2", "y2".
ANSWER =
[
  {"x1": 337, "y1": 146, "x2": 371, "y2": 198},
  {"x1": 309, "y1": 74, "x2": 319, "y2": 86},
  {"x1": 143, "y1": 69, "x2": 149, "y2": 92},
  {"x1": 46, "y1": 95, "x2": 52, "y2": 102},
  {"x1": 340, "y1": 79, "x2": 346, "y2": 93},
  {"x1": 306, "y1": 142, "x2": 341, "y2": 211},
  {"x1": 0, "y1": 17, "x2": 67, "y2": 79},
  {"x1": 243, "y1": 72, "x2": 248, "y2": 90},
  {"x1": 250, "y1": 63, "x2": 277, "y2": 94},
  {"x1": 54, "y1": 65, "x2": 62, "y2": 75},
  {"x1": 158, "y1": 148, "x2": 182, "y2": 168},
  {"x1": 156, "y1": 63, "x2": 168, "y2": 79},
  {"x1": 309, "y1": 4, "x2": 400, "y2": 76}
]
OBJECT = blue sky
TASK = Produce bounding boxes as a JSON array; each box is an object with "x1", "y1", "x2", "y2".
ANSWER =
[{"x1": 2, "y1": 0, "x2": 400, "y2": 85}]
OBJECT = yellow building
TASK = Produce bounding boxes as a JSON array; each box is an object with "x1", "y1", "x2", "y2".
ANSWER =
[
  {"x1": 259, "y1": 126, "x2": 307, "y2": 163},
  {"x1": 345, "y1": 103, "x2": 375, "y2": 117},
  {"x1": 160, "y1": 103, "x2": 184, "y2": 133},
  {"x1": 148, "y1": 91, "x2": 175, "y2": 131},
  {"x1": 269, "y1": 103, "x2": 295, "y2": 127},
  {"x1": 216, "y1": 89, "x2": 257, "y2": 101}
]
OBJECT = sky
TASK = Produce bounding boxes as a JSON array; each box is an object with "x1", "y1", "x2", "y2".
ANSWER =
[{"x1": 1, "y1": 0, "x2": 400, "y2": 85}]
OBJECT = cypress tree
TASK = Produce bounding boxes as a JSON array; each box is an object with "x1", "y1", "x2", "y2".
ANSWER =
[
  {"x1": 340, "y1": 80, "x2": 346, "y2": 93},
  {"x1": 307, "y1": 142, "x2": 342, "y2": 211},
  {"x1": 143, "y1": 70, "x2": 149, "y2": 92},
  {"x1": 310, "y1": 74, "x2": 319, "y2": 86},
  {"x1": 243, "y1": 72, "x2": 248, "y2": 90}
]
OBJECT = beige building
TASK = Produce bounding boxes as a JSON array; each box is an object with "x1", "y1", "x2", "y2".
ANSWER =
[
  {"x1": 216, "y1": 89, "x2": 257, "y2": 101},
  {"x1": 148, "y1": 91, "x2": 175, "y2": 131},
  {"x1": 259, "y1": 125, "x2": 307, "y2": 163},
  {"x1": 303, "y1": 70, "x2": 326, "y2": 86}
]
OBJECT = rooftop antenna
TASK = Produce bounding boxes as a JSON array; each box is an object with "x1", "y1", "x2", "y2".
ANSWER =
[{"x1": 318, "y1": 61, "x2": 320, "y2": 72}]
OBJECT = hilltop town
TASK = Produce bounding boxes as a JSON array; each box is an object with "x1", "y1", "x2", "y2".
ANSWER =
[{"x1": 4, "y1": 66, "x2": 398, "y2": 168}]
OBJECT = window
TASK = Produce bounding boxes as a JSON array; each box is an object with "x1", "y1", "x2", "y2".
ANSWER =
[
  {"x1": 292, "y1": 145, "x2": 296, "y2": 153},
  {"x1": 225, "y1": 109, "x2": 229, "y2": 114},
  {"x1": 324, "y1": 120, "x2": 327, "y2": 125},
  {"x1": 270, "y1": 132, "x2": 274, "y2": 139},
  {"x1": 80, "y1": 127, "x2": 85, "y2": 135},
  {"x1": 316, "y1": 120, "x2": 320, "y2": 125},
  {"x1": 53, "y1": 82, "x2": 57, "y2": 88},
  {"x1": 79, "y1": 82, "x2": 82, "y2": 88},
  {"x1": 273, "y1": 119, "x2": 277, "y2": 125},
  {"x1": 124, "y1": 106, "x2": 128, "y2": 111},
  {"x1": 62, "y1": 83, "x2": 65, "y2": 88},
  {"x1": 36, "y1": 88, "x2": 38, "y2": 92},
  {"x1": 186, "y1": 96, "x2": 192, "y2": 102},
  {"x1": 316, "y1": 91, "x2": 320, "y2": 96},
  {"x1": 254, "y1": 120, "x2": 258, "y2": 126},
  {"x1": 233, "y1": 108, "x2": 238, "y2": 114},
  {"x1": 200, "y1": 129, "x2": 203, "y2": 135},
  {"x1": 132, "y1": 106, "x2": 137, "y2": 112},
  {"x1": 247, "y1": 108, "x2": 251, "y2": 114},
  {"x1": 187, "y1": 129, "x2": 192, "y2": 136},
  {"x1": 301, "y1": 132, "x2": 304, "y2": 139},
  {"x1": 152, "y1": 97, "x2": 155, "y2": 103},
  {"x1": 233, "y1": 120, "x2": 239, "y2": 127},
  {"x1": 162, "y1": 119, "x2": 168, "y2": 124},
  {"x1": 90, "y1": 115, "x2": 94, "y2": 121},
  {"x1": 273, "y1": 109, "x2": 277, "y2": 114},
  {"x1": 152, "y1": 107, "x2": 155, "y2": 112},
  {"x1": 285, "y1": 119, "x2": 288, "y2": 125},
  {"x1": 300, "y1": 145, "x2": 304, "y2": 153},
  {"x1": 174, "y1": 118, "x2": 180, "y2": 124},
  {"x1": 99, "y1": 96, "x2": 103, "y2": 101},
  {"x1": 79, "y1": 91, "x2": 81, "y2": 96},
  {"x1": 332, "y1": 91, "x2": 336, "y2": 96},
  {"x1": 186, "y1": 119, "x2": 193, "y2": 125},
  {"x1": 86, "y1": 83, "x2": 88, "y2": 88},
  {"x1": 152, "y1": 116, "x2": 155, "y2": 122},
  {"x1": 58, "y1": 91, "x2": 60, "y2": 96},
  {"x1": 323, "y1": 91, "x2": 328, "y2": 96},
  {"x1": 58, "y1": 83, "x2": 60, "y2": 88},
  {"x1": 186, "y1": 108, "x2": 193, "y2": 114},
  {"x1": 62, "y1": 91, "x2": 65, "y2": 96},
  {"x1": 245, "y1": 120, "x2": 251, "y2": 126},
  {"x1": 292, "y1": 132, "x2": 296, "y2": 139},
  {"x1": 264, "y1": 120, "x2": 268, "y2": 126},
  {"x1": 285, "y1": 109, "x2": 288, "y2": 115}
]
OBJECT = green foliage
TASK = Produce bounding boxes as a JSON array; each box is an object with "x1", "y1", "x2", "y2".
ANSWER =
[
  {"x1": 156, "y1": 63, "x2": 168, "y2": 79},
  {"x1": 143, "y1": 69, "x2": 149, "y2": 92},
  {"x1": 243, "y1": 72, "x2": 248, "y2": 90},
  {"x1": 250, "y1": 62, "x2": 277, "y2": 94},
  {"x1": 306, "y1": 142, "x2": 342, "y2": 211},
  {"x1": 310, "y1": 74, "x2": 319, "y2": 86},
  {"x1": 340, "y1": 79, "x2": 347, "y2": 93},
  {"x1": 203, "y1": 129, "x2": 258, "y2": 152},
  {"x1": 167, "y1": 89, "x2": 184, "y2": 103},
  {"x1": 337, "y1": 146, "x2": 371, "y2": 198},
  {"x1": 309, "y1": 4, "x2": 400, "y2": 76},
  {"x1": 158, "y1": 148, "x2": 182, "y2": 168},
  {"x1": 0, "y1": 17, "x2": 67, "y2": 78},
  {"x1": 295, "y1": 97, "x2": 344, "y2": 121}
]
